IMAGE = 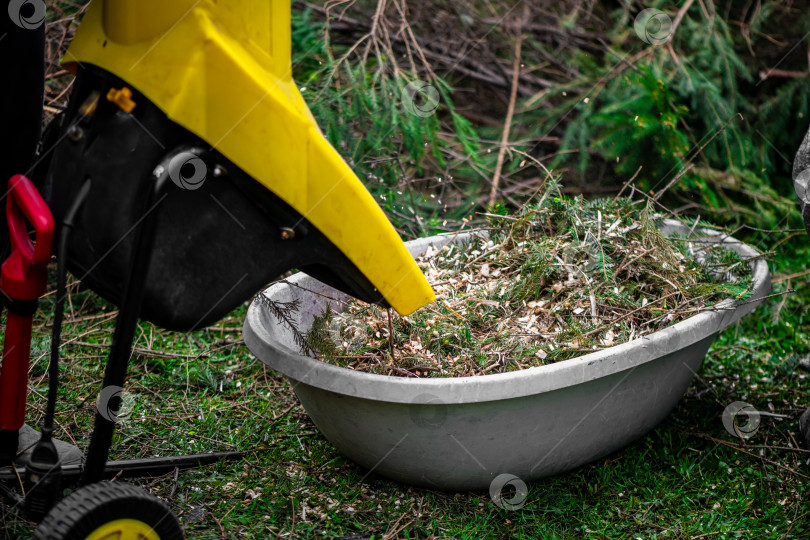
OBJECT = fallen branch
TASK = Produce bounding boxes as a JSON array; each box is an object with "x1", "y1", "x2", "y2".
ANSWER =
[
  {"x1": 692, "y1": 433, "x2": 810, "y2": 480},
  {"x1": 489, "y1": 32, "x2": 523, "y2": 208}
]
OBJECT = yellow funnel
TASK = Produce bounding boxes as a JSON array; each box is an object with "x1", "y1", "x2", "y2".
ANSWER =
[{"x1": 63, "y1": 0, "x2": 435, "y2": 315}]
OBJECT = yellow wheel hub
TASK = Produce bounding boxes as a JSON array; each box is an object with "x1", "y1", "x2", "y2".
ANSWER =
[{"x1": 85, "y1": 518, "x2": 162, "y2": 540}]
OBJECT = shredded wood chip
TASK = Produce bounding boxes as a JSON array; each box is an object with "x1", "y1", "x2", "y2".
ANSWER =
[{"x1": 301, "y1": 193, "x2": 754, "y2": 378}]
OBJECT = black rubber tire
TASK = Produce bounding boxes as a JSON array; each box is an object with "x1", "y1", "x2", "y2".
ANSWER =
[{"x1": 33, "y1": 481, "x2": 184, "y2": 540}]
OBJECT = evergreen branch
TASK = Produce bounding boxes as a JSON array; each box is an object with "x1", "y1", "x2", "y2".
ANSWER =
[{"x1": 255, "y1": 295, "x2": 313, "y2": 355}]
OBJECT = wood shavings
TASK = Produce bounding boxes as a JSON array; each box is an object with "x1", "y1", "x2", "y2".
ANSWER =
[{"x1": 304, "y1": 192, "x2": 755, "y2": 378}]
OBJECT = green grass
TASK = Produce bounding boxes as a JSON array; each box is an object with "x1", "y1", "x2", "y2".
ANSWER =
[
  {"x1": 2, "y1": 238, "x2": 809, "y2": 539},
  {"x1": 3, "y1": 1, "x2": 810, "y2": 538}
]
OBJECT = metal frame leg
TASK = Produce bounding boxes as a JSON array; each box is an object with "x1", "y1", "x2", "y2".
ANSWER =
[{"x1": 80, "y1": 174, "x2": 169, "y2": 485}]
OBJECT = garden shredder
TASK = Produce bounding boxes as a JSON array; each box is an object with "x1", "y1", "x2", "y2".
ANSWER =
[{"x1": 0, "y1": 0, "x2": 435, "y2": 537}]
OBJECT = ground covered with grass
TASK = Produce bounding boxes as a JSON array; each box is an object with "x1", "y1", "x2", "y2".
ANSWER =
[
  {"x1": 1, "y1": 263, "x2": 808, "y2": 539},
  {"x1": 3, "y1": 0, "x2": 810, "y2": 538}
]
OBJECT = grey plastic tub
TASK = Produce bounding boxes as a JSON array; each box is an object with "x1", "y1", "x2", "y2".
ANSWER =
[{"x1": 243, "y1": 221, "x2": 770, "y2": 490}]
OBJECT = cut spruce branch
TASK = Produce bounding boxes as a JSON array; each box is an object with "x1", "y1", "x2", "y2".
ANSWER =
[
  {"x1": 304, "y1": 187, "x2": 756, "y2": 378},
  {"x1": 255, "y1": 296, "x2": 312, "y2": 355}
]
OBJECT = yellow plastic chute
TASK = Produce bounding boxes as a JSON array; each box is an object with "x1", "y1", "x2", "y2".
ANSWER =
[{"x1": 63, "y1": 0, "x2": 435, "y2": 315}]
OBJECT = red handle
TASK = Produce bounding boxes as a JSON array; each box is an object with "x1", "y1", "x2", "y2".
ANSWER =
[
  {"x1": 0, "y1": 175, "x2": 54, "y2": 438},
  {"x1": 6, "y1": 174, "x2": 53, "y2": 268},
  {"x1": 1, "y1": 175, "x2": 54, "y2": 300},
  {"x1": 0, "y1": 312, "x2": 34, "y2": 432}
]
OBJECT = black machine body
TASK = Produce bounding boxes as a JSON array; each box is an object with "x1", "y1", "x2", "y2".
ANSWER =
[{"x1": 39, "y1": 66, "x2": 386, "y2": 331}]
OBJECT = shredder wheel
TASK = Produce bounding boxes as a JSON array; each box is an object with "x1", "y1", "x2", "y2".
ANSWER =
[{"x1": 33, "y1": 481, "x2": 184, "y2": 540}]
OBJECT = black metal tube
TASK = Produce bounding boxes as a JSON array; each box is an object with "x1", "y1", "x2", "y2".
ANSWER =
[
  {"x1": 2, "y1": 451, "x2": 243, "y2": 482},
  {"x1": 95, "y1": 451, "x2": 245, "y2": 479},
  {"x1": 43, "y1": 180, "x2": 91, "y2": 430},
  {"x1": 0, "y1": 10, "x2": 45, "y2": 264},
  {"x1": 80, "y1": 174, "x2": 169, "y2": 485},
  {"x1": 0, "y1": 13, "x2": 45, "y2": 465}
]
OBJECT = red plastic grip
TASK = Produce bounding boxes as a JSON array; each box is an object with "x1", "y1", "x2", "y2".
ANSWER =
[
  {"x1": 0, "y1": 312, "x2": 34, "y2": 431},
  {"x1": 1, "y1": 174, "x2": 54, "y2": 300},
  {"x1": 0, "y1": 175, "x2": 54, "y2": 433}
]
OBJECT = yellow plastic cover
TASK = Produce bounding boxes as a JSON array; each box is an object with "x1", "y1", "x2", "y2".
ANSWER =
[{"x1": 63, "y1": 0, "x2": 435, "y2": 315}]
